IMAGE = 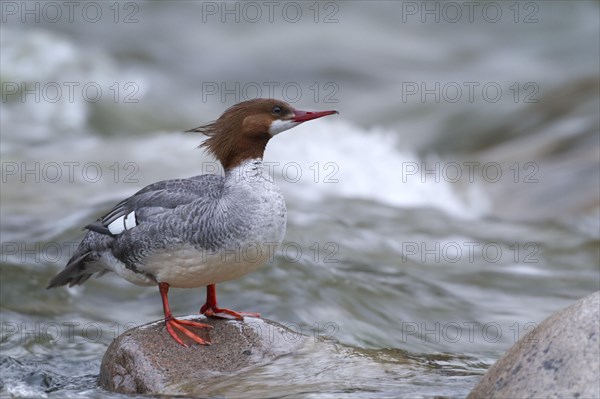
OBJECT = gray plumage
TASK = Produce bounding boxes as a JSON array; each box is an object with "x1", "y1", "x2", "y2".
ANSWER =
[{"x1": 47, "y1": 160, "x2": 287, "y2": 289}]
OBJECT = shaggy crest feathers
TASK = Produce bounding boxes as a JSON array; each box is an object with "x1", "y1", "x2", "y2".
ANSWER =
[{"x1": 187, "y1": 99, "x2": 294, "y2": 170}]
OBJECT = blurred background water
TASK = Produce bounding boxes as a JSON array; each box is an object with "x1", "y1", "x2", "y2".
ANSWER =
[{"x1": 1, "y1": 1, "x2": 599, "y2": 398}]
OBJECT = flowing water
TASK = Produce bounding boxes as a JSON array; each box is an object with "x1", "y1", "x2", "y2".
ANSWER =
[{"x1": 1, "y1": 1, "x2": 599, "y2": 398}]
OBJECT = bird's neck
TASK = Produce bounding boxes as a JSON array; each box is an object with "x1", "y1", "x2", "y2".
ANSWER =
[{"x1": 224, "y1": 158, "x2": 269, "y2": 183}]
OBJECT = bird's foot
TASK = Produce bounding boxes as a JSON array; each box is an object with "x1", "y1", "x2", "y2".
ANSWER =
[
  {"x1": 164, "y1": 317, "x2": 213, "y2": 347},
  {"x1": 200, "y1": 304, "x2": 260, "y2": 320}
]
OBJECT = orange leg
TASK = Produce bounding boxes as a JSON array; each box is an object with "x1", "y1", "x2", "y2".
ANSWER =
[
  {"x1": 159, "y1": 282, "x2": 212, "y2": 347},
  {"x1": 200, "y1": 284, "x2": 260, "y2": 320}
]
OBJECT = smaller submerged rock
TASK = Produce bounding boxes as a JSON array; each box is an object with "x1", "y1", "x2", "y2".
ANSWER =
[
  {"x1": 468, "y1": 291, "x2": 600, "y2": 399},
  {"x1": 99, "y1": 316, "x2": 309, "y2": 395}
]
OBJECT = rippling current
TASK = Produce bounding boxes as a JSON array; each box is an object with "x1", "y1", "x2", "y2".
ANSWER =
[{"x1": 1, "y1": 2, "x2": 599, "y2": 398}]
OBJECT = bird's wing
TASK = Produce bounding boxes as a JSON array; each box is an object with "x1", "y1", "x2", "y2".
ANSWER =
[
  {"x1": 85, "y1": 174, "x2": 224, "y2": 236},
  {"x1": 48, "y1": 175, "x2": 225, "y2": 288}
]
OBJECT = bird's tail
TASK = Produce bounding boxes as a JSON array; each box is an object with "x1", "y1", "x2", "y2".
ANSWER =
[
  {"x1": 47, "y1": 229, "x2": 114, "y2": 289},
  {"x1": 47, "y1": 250, "x2": 109, "y2": 288}
]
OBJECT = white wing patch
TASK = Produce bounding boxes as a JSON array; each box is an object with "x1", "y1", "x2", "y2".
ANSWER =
[{"x1": 107, "y1": 211, "x2": 137, "y2": 235}]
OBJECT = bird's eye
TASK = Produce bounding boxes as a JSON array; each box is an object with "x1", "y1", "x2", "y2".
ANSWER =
[{"x1": 272, "y1": 106, "x2": 282, "y2": 114}]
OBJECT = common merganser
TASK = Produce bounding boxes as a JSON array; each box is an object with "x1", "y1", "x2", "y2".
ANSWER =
[{"x1": 47, "y1": 99, "x2": 338, "y2": 346}]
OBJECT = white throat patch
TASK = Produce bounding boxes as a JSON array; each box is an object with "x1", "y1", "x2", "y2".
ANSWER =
[{"x1": 269, "y1": 119, "x2": 300, "y2": 136}]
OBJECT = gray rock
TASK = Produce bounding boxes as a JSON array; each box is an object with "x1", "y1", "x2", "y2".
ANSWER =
[
  {"x1": 468, "y1": 291, "x2": 600, "y2": 399},
  {"x1": 99, "y1": 316, "x2": 309, "y2": 395}
]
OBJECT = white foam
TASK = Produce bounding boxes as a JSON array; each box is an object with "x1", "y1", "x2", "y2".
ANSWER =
[
  {"x1": 267, "y1": 119, "x2": 490, "y2": 219},
  {"x1": 5, "y1": 383, "x2": 47, "y2": 398},
  {"x1": 0, "y1": 28, "x2": 149, "y2": 146}
]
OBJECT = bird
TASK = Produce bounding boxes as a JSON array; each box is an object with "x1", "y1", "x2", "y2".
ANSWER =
[{"x1": 47, "y1": 99, "x2": 338, "y2": 346}]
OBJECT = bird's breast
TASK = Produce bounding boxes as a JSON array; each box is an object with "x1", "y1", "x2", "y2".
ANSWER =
[{"x1": 141, "y1": 175, "x2": 287, "y2": 288}]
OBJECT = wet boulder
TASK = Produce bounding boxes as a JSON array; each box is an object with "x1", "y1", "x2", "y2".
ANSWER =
[
  {"x1": 468, "y1": 291, "x2": 600, "y2": 399},
  {"x1": 99, "y1": 316, "x2": 309, "y2": 395}
]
